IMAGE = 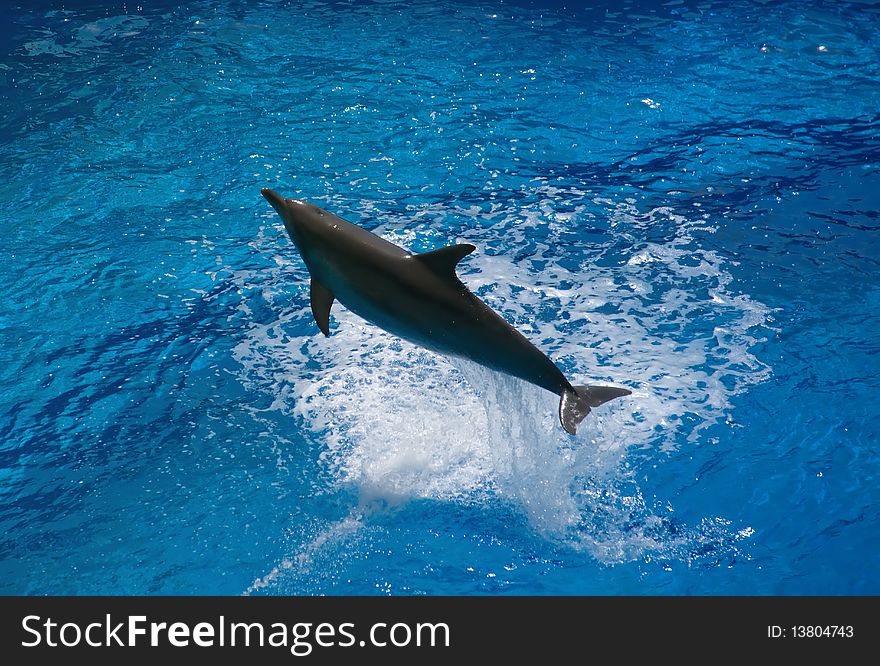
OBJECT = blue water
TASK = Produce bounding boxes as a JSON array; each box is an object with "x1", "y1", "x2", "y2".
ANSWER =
[{"x1": 1, "y1": 0, "x2": 878, "y2": 595}]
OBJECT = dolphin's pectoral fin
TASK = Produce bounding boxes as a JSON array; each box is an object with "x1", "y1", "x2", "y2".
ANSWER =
[
  {"x1": 559, "y1": 385, "x2": 631, "y2": 435},
  {"x1": 414, "y1": 243, "x2": 476, "y2": 281},
  {"x1": 309, "y1": 278, "x2": 335, "y2": 336}
]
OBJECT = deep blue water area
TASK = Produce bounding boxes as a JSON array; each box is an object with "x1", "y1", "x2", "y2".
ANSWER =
[{"x1": 0, "y1": 0, "x2": 878, "y2": 594}]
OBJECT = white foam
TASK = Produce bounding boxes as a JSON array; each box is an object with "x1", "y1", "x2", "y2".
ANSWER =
[{"x1": 235, "y1": 190, "x2": 770, "y2": 588}]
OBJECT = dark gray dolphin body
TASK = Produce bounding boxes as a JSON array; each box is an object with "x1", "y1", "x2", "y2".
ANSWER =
[{"x1": 261, "y1": 188, "x2": 630, "y2": 434}]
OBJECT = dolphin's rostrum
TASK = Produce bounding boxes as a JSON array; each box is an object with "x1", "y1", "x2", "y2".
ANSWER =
[{"x1": 261, "y1": 188, "x2": 630, "y2": 434}]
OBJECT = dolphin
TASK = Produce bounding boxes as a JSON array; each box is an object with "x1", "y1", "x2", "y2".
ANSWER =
[{"x1": 261, "y1": 188, "x2": 630, "y2": 434}]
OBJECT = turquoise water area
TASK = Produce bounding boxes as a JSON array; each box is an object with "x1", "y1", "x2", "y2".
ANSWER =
[{"x1": 0, "y1": 0, "x2": 878, "y2": 594}]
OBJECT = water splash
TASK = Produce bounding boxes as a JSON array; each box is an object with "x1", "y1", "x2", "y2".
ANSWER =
[
  {"x1": 234, "y1": 189, "x2": 770, "y2": 590},
  {"x1": 244, "y1": 511, "x2": 365, "y2": 596}
]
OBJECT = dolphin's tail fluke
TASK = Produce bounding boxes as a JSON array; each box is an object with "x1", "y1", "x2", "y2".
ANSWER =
[{"x1": 559, "y1": 385, "x2": 631, "y2": 435}]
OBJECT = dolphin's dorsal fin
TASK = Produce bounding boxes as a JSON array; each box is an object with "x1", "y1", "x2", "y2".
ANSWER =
[
  {"x1": 310, "y1": 278, "x2": 335, "y2": 336},
  {"x1": 414, "y1": 243, "x2": 476, "y2": 280}
]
